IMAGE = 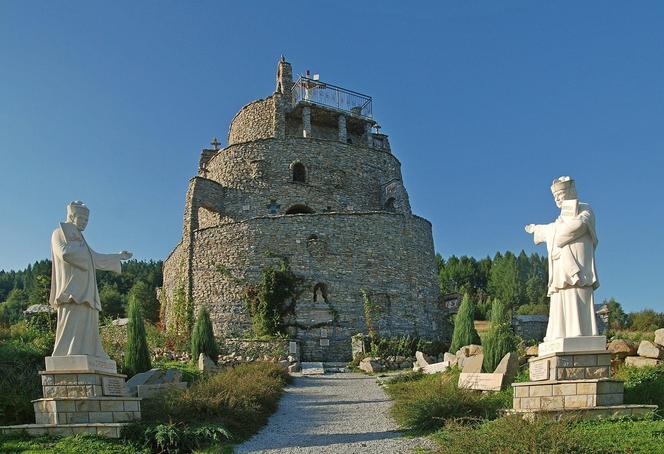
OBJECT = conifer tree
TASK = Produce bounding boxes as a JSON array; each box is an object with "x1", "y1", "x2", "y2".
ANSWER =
[
  {"x1": 482, "y1": 298, "x2": 517, "y2": 372},
  {"x1": 125, "y1": 297, "x2": 152, "y2": 376},
  {"x1": 449, "y1": 293, "x2": 481, "y2": 352},
  {"x1": 191, "y1": 306, "x2": 219, "y2": 362}
]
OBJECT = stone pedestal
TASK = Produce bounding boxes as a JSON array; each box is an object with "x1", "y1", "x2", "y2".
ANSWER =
[
  {"x1": 510, "y1": 348, "x2": 657, "y2": 420},
  {"x1": 0, "y1": 360, "x2": 141, "y2": 439}
]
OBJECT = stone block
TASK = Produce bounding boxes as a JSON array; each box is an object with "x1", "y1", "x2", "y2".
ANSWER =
[
  {"x1": 585, "y1": 366, "x2": 610, "y2": 379},
  {"x1": 597, "y1": 393, "x2": 623, "y2": 406},
  {"x1": 598, "y1": 381, "x2": 624, "y2": 394},
  {"x1": 540, "y1": 396, "x2": 565, "y2": 410},
  {"x1": 558, "y1": 367, "x2": 585, "y2": 380},
  {"x1": 96, "y1": 425, "x2": 120, "y2": 438},
  {"x1": 415, "y1": 351, "x2": 431, "y2": 368},
  {"x1": 538, "y1": 336, "x2": 606, "y2": 356},
  {"x1": 45, "y1": 355, "x2": 117, "y2": 374},
  {"x1": 655, "y1": 328, "x2": 664, "y2": 346},
  {"x1": 596, "y1": 354, "x2": 612, "y2": 366},
  {"x1": 300, "y1": 362, "x2": 325, "y2": 375},
  {"x1": 553, "y1": 383, "x2": 577, "y2": 396},
  {"x1": 78, "y1": 374, "x2": 101, "y2": 385},
  {"x1": 198, "y1": 353, "x2": 219, "y2": 372},
  {"x1": 112, "y1": 411, "x2": 134, "y2": 422},
  {"x1": 124, "y1": 400, "x2": 140, "y2": 412},
  {"x1": 41, "y1": 375, "x2": 55, "y2": 386},
  {"x1": 89, "y1": 412, "x2": 114, "y2": 423},
  {"x1": 68, "y1": 413, "x2": 90, "y2": 423},
  {"x1": 48, "y1": 426, "x2": 73, "y2": 436},
  {"x1": 359, "y1": 357, "x2": 383, "y2": 373},
  {"x1": 137, "y1": 382, "x2": 187, "y2": 398},
  {"x1": 637, "y1": 341, "x2": 664, "y2": 359},
  {"x1": 54, "y1": 374, "x2": 78, "y2": 385},
  {"x1": 443, "y1": 352, "x2": 457, "y2": 365},
  {"x1": 625, "y1": 356, "x2": 661, "y2": 368},
  {"x1": 577, "y1": 382, "x2": 597, "y2": 394},
  {"x1": 75, "y1": 400, "x2": 100, "y2": 412},
  {"x1": 608, "y1": 339, "x2": 637, "y2": 359},
  {"x1": 521, "y1": 397, "x2": 541, "y2": 410},
  {"x1": 423, "y1": 361, "x2": 450, "y2": 375},
  {"x1": 557, "y1": 356, "x2": 574, "y2": 368},
  {"x1": 530, "y1": 385, "x2": 553, "y2": 397},
  {"x1": 526, "y1": 345, "x2": 539, "y2": 357},
  {"x1": 514, "y1": 386, "x2": 529, "y2": 398},
  {"x1": 573, "y1": 355, "x2": 597, "y2": 367},
  {"x1": 100, "y1": 400, "x2": 124, "y2": 412},
  {"x1": 564, "y1": 395, "x2": 591, "y2": 408},
  {"x1": 529, "y1": 358, "x2": 550, "y2": 381},
  {"x1": 43, "y1": 386, "x2": 58, "y2": 398},
  {"x1": 494, "y1": 352, "x2": 519, "y2": 383},
  {"x1": 55, "y1": 400, "x2": 76, "y2": 412},
  {"x1": 462, "y1": 354, "x2": 484, "y2": 373},
  {"x1": 72, "y1": 426, "x2": 97, "y2": 435},
  {"x1": 458, "y1": 373, "x2": 504, "y2": 391},
  {"x1": 513, "y1": 398, "x2": 521, "y2": 409}
]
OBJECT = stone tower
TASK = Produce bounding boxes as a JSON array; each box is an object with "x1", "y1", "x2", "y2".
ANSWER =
[{"x1": 162, "y1": 58, "x2": 447, "y2": 361}]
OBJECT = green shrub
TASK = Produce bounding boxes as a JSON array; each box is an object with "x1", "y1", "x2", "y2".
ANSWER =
[
  {"x1": 124, "y1": 298, "x2": 151, "y2": 377},
  {"x1": 191, "y1": 306, "x2": 219, "y2": 362},
  {"x1": 627, "y1": 309, "x2": 664, "y2": 332},
  {"x1": 142, "y1": 362, "x2": 290, "y2": 440},
  {"x1": 386, "y1": 368, "x2": 511, "y2": 433},
  {"x1": 122, "y1": 422, "x2": 231, "y2": 453},
  {"x1": 128, "y1": 280, "x2": 160, "y2": 324},
  {"x1": 449, "y1": 293, "x2": 481, "y2": 352},
  {"x1": 516, "y1": 303, "x2": 549, "y2": 316},
  {"x1": 0, "y1": 322, "x2": 54, "y2": 424},
  {"x1": 482, "y1": 299, "x2": 517, "y2": 372},
  {"x1": 614, "y1": 363, "x2": 664, "y2": 416},
  {"x1": 0, "y1": 433, "x2": 148, "y2": 453}
]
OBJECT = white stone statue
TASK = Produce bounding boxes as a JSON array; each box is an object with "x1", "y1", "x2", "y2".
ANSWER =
[
  {"x1": 525, "y1": 177, "x2": 602, "y2": 353},
  {"x1": 48, "y1": 201, "x2": 132, "y2": 371}
]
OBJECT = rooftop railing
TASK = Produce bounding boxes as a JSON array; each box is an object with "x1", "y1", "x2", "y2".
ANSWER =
[{"x1": 291, "y1": 76, "x2": 372, "y2": 119}]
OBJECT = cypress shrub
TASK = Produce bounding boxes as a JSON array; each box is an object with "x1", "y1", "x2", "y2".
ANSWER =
[
  {"x1": 125, "y1": 297, "x2": 152, "y2": 376},
  {"x1": 483, "y1": 298, "x2": 517, "y2": 372},
  {"x1": 449, "y1": 293, "x2": 481, "y2": 352},
  {"x1": 191, "y1": 306, "x2": 219, "y2": 362}
]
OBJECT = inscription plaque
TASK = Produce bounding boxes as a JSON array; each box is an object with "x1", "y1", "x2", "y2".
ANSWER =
[
  {"x1": 319, "y1": 339, "x2": 330, "y2": 347},
  {"x1": 102, "y1": 376, "x2": 125, "y2": 396},
  {"x1": 530, "y1": 360, "x2": 550, "y2": 381},
  {"x1": 289, "y1": 341, "x2": 298, "y2": 354}
]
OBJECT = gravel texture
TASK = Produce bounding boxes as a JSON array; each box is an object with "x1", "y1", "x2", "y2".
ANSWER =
[{"x1": 234, "y1": 372, "x2": 434, "y2": 453}]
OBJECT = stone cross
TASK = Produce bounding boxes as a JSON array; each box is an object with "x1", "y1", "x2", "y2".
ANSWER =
[
  {"x1": 210, "y1": 137, "x2": 221, "y2": 150},
  {"x1": 267, "y1": 200, "x2": 281, "y2": 214}
]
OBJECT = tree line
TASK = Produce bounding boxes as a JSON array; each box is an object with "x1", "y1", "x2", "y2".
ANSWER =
[
  {"x1": 0, "y1": 259, "x2": 163, "y2": 325},
  {"x1": 436, "y1": 250, "x2": 549, "y2": 319}
]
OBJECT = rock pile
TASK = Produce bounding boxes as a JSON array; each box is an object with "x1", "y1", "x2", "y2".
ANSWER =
[
  {"x1": 357, "y1": 355, "x2": 416, "y2": 373},
  {"x1": 608, "y1": 329, "x2": 664, "y2": 368}
]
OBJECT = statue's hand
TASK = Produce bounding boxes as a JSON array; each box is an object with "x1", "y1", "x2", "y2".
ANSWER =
[
  {"x1": 525, "y1": 224, "x2": 535, "y2": 234},
  {"x1": 119, "y1": 251, "x2": 133, "y2": 260}
]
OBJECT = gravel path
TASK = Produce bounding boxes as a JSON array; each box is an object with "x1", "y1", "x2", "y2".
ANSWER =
[{"x1": 234, "y1": 372, "x2": 434, "y2": 454}]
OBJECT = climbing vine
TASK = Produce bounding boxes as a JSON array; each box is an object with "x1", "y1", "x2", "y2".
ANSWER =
[
  {"x1": 361, "y1": 289, "x2": 378, "y2": 338},
  {"x1": 243, "y1": 256, "x2": 304, "y2": 337}
]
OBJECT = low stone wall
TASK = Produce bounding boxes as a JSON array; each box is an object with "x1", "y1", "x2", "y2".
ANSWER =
[{"x1": 219, "y1": 338, "x2": 298, "y2": 362}]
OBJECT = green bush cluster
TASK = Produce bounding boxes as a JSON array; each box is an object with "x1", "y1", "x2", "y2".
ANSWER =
[
  {"x1": 191, "y1": 306, "x2": 219, "y2": 362},
  {"x1": 123, "y1": 422, "x2": 231, "y2": 453},
  {"x1": 124, "y1": 298, "x2": 152, "y2": 377},
  {"x1": 615, "y1": 363, "x2": 664, "y2": 417},
  {"x1": 449, "y1": 294, "x2": 481, "y2": 352},
  {"x1": 363, "y1": 335, "x2": 447, "y2": 359},
  {"x1": 0, "y1": 321, "x2": 53, "y2": 424},
  {"x1": 141, "y1": 362, "x2": 291, "y2": 440},
  {"x1": 482, "y1": 299, "x2": 518, "y2": 372}
]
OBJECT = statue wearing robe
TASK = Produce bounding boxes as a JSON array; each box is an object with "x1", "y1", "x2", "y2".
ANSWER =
[
  {"x1": 49, "y1": 203, "x2": 130, "y2": 359},
  {"x1": 526, "y1": 177, "x2": 599, "y2": 342}
]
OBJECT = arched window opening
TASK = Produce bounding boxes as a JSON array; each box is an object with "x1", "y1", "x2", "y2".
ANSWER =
[
  {"x1": 286, "y1": 204, "x2": 314, "y2": 215},
  {"x1": 384, "y1": 197, "x2": 396, "y2": 212},
  {"x1": 313, "y1": 283, "x2": 329, "y2": 302},
  {"x1": 292, "y1": 162, "x2": 306, "y2": 183}
]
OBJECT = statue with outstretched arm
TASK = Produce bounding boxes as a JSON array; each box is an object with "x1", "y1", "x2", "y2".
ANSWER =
[{"x1": 50, "y1": 201, "x2": 132, "y2": 359}]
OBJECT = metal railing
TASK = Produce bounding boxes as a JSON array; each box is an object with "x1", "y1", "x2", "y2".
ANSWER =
[{"x1": 291, "y1": 76, "x2": 372, "y2": 118}]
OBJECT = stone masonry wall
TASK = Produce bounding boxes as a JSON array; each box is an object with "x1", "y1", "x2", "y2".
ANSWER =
[
  {"x1": 187, "y1": 212, "x2": 443, "y2": 361},
  {"x1": 227, "y1": 97, "x2": 275, "y2": 145}
]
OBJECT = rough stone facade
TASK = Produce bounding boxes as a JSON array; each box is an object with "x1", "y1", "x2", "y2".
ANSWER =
[{"x1": 162, "y1": 58, "x2": 447, "y2": 361}]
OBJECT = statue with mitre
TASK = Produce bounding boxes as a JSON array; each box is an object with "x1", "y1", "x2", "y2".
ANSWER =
[
  {"x1": 525, "y1": 177, "x2": 600, "y2": 347},
  {"x1": 48, "y1": 201, "x2": 132, "y2": 370}
]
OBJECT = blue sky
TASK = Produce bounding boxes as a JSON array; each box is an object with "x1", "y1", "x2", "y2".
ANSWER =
[{"x1": 1, "y1": 2, "x2": 662, "y2": 312}]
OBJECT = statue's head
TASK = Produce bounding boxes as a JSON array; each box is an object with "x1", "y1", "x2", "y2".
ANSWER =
[
  {"x1": 550, "y1": 176, "x2": 577, "y2": 208},
  {"x1": 67, "y1": 201, "x2": 89, "y2": 231}
]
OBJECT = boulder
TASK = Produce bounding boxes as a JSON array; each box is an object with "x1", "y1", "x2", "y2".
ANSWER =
[
  {"x1": 494, "y1": 352, "x2": 519, "y2": 383},
  {"x1": 423, "y1": 361, "x2": 450, "y2": 374},
  {"x1": 288, "y1": 362, "x2": 301, "y2": 373},
  {"x1": 277, "y1": 359, "x2": 290, "y2": 369},
  {"x1": 655, "y1": 328, "x2": 664, "y2": 347},
  {"x1": 301, "y1": 362, "x2": 325, "y2": 375},
  {"x1": 359, "y1": 357, "x2": 384, "y2": 373},
  {"x1": 126, "y1": 368, "x2": 184, "y2": 396},
  {"x1": 111, "y1": 318, "x2": 129, "y2": 327},
  {"x1": 607, "y1": 339, "x2": 637, "y2": 359},
  {"x1": 443, "y1": 352, "x2": 457, "y2": 365},
  {"x1": 637, "y1": 341, "x2": 664, "y2": 360},
  {"x1": 198, "y1": 353, "x2": 219, "y2": 372},
  {"x1": 23, "y1": 304, "x2": 55, "y2": 316},
  {"x1": 456, "y1": 344, "x2": 483, "y2": 359},
  {"x1": 625, "y1": 356, "x2": 661, "y2": 368}
]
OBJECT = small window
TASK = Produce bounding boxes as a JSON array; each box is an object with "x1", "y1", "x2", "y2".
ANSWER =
[
  {"x1": 286, "y1": 204, "x2": 314, "y2": 215},
  {"x1": 292, "y1": 162, "x2": 306, "y2": 183},
  {"x1": 313, "y1": 283, "x2": 328, "y2": 302},
  {"x1": 384, "y1": 197, "x2": 396, "y2": 212}
]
